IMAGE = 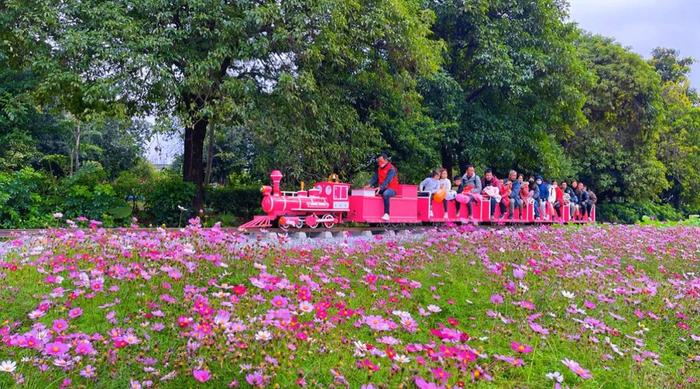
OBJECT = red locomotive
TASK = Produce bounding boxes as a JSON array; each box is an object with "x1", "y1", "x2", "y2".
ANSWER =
[{"x1": 239, "y1": 170, "x2": 595, "y2": 230}]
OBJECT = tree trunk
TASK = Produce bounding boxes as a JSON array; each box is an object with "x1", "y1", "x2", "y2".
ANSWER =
[
  {"x1": 204, "y1": 123, "x2": 215, "y2": 186},
  {"x1": 440, "y1": 145, "x2": 453, "y2": 179},
  {"x1": 183, "y1": 118, "x2": 208, "y2": 212}
]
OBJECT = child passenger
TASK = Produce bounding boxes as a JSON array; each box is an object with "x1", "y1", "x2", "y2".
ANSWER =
[
  {"x1": 439, "y1": 168, "x2": 456, "y2": 219},
  {"x1": 419, "y1": 170, "x2": 441, "y2": 218}
]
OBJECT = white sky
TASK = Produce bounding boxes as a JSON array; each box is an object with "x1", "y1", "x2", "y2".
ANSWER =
[{"x1": 568, "y1": 0, "x2": 699, "y2": 87}]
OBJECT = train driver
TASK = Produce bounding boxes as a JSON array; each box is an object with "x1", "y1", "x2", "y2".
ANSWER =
[{"x1": 365, "y1": 153, "x2": 399, "y2": 221}]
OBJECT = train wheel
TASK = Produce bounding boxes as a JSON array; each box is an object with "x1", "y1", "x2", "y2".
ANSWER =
[
  {"x1": 295, "y1": 219, "x2": 305, "y2": 229},
  {"x1": 322, "y1": 214, "x2": 335, "y2": 229},
  {"x1": 307, "y1": 214, "x2": 319, "y2": 229}
]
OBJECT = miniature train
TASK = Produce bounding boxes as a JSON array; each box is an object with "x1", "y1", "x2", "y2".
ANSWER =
[{"x1": 239, "y1": 170, "x2": 595, "y2": 230}]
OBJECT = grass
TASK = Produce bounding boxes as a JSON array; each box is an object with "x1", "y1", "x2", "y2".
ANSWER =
[{"x1": 0, "y1": 223, "x2": 699, "y2": 388}]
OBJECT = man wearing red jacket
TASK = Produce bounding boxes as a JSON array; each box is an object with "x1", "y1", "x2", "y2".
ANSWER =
[{"x1": 365, "y1": 153, "x2": 399, "y2": 221}]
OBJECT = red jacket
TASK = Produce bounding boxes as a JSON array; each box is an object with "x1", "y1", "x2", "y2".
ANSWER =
[
  {"x1": 555, "y1": 186, "x2": 564, "y2": 203},
  {"x1": 377, "y1": 162, "x2": 399, "y2": 192},
  {"x1": 519, "y1": 186, "x2": 529, "y2": 200}
]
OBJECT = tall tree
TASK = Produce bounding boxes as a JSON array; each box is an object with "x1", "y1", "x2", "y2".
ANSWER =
[
  {"x1": 650, "y1": 48, "x2": 700, "y2": 209},
  {"x1": 424, "y1": 0, "x2": 588, "y2": 178},
  {"x1": 569, "y1": 34, "x2": 668, "y2": 202},
  {"x1": 13, "y1": 0, "x2": 440, "y2": 208}
]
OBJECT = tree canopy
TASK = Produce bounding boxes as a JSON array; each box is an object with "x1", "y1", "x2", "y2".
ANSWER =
[{"x1": 2, "y1": 0, "x2": 699, "y2": 221}]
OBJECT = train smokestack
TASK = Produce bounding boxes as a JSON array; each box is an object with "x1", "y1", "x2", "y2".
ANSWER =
[{"x1": 270, "y1": 170, "x2": 283, "y2": 196}]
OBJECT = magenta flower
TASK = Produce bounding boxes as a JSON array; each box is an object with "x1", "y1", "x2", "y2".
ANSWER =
[
  {"x1": 193, "y1": 368, "x2": 211, "y2": 383},
  {"x1": 68, "y1": 307, "x2": 83, "y2": 319},
  {"x1": 45, "y1": 341, "x2": 70, "y2": 357},
  {"x1": 52, "y1": 318, "x2": 68, "y2": 332},
  {"x1": 414, "y1": 376, "x2": 444, "y2": 389},
  {"x1": 431, "y1": 367, "x2": 451, "y2": 384},
  {"x1": 246, "y1": 370, "x2": 265, "y2": 387},
  {"x1": 562, "y1": 358, "x2": 592, "y2": 379},
  {"x1": 511, "y1": 341, "x2": 533, "y2": 354},
  {"x1": 490, "y1": 294, "x2": 504, "y2": 304},
  {"x1": 270, "y1": 295, "x2": 288, "y2": 308},
  {"x1": 76, "y1": 340, "x2": 96, "y2": 355}
]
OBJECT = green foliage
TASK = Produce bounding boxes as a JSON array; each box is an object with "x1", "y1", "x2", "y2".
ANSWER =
[
  {"x1": 59, "y1": 162, "x2": 127, "y2": 223},
  {"x1": 206, "y1": 185, "x2": 262, "y2": 224},
  {"x1": 596, "y1": 201, "x2": 682, "y2": 224},
  {"x1": 143, "y1": 171, "x2": 196, "y2": 226},
  {"x1": 568, "y1": 34, "x2": 669, "y2": 202},
  {"x1": 425, "y1": 0, "x2": 589, "y2": 177},
  {"x1": 0, "y1": 167, "x2": 55, "y2": 228}
]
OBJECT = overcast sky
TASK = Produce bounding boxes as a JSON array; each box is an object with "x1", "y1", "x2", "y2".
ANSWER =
[{"x1": 568, "y1": 0, "x2": 699, "y2": 87}]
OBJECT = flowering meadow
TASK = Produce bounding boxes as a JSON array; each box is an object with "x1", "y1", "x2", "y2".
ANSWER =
[{"x1": 1, "y1": 221, "x2": 699, "y2": 388}]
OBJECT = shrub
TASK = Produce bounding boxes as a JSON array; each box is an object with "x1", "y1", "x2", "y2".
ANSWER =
[
  {"x1": 143, "y1": 171, "x2": 196, "y2": 226},
  {"x1": 0, "y1": 167, "x2": 56, "y2": 228},
  {"x1": 206, "y1": 184, "x2": 262, "y2": 224},
  {"x1": 596, "y1": 201, "x2": 683, "y2": 224}
]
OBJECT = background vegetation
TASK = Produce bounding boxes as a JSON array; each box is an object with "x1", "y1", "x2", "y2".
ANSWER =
[{"x1": 1, "y1": 0, "x2": 698, "y2": 226}]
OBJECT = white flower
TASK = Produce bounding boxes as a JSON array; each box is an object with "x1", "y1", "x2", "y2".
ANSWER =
[
  {"x1": 52, "y1": 212, "x2": 63, "y2": 219},
  {"x1": 427, "y1": 304, "x2": 442, "y2": 313},
  {"x1": 255, "y1": 330, "x2": 272, "y2": 342},
  {"x1": 177, "y1": 205, "x2": 187, "y2": 212},
  {"x1": 298, "y1": 301, "x2": 314, "y2": 313},
  {"x1": 546, "y1": 371, "x2": 564, "y2": 383},
  {"x1": 395, "y1": 354, "x2": 410, "y2": 364},
  {"x1": 353, "y1": 341, "x2": 368, "y2": 357},
  {"x1": 0, "y1": 360, "x2": 17, "y2": 373},
  {"x1": 561, "y1": 290, "x2": 575, "y2": 299}
]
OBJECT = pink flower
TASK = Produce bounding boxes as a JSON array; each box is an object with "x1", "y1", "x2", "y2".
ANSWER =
[
  {"x1": 562, "y1": 358, "x2": 592, "y2": 379},
  {"x1": 68, "y1": 307, "x2": 83, "y2": 319},
  {"x1": 45, "y1": 341, "x2": 70, "y2": 357},
  {"x1": 52, "y1": 318, "x2": 69, "y2": 332},
  {"x1": 76, "y1": 341, "x2": 96, "y2": 355},
  {"x1": 246, "y1": 370, "x2": 265, "y2": 387},
  {"x1": 364, "y1": 315, "x2": 392, "y2": 331},
  {"x1": 193, "y1": 368, "x2": 211, "y2": 383},
  {"x1": 270, "y1": 295, "x2": 288, "y2": 308},
  {"x1": 414, "y1": 376, "x2": 444, "y2": 389},
  {"x1": 490, "y1": 294, "x2": 504, "y2": 305},
  {"x1": 511, "y1": 341, "x2": 533, "y2": 354},
  {"x1": 431, "y1": 367, "x2": 451, "y2": 384}
]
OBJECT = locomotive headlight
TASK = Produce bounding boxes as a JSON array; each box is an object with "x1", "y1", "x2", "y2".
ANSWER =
[{"x1": 261, "y1": 196, "x2": 273, "y2": 212}]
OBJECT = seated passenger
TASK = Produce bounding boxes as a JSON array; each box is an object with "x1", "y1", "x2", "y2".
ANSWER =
[
  {"x1": 365, "y1": 152, "x2": 399, "y2": 221},
  {"x1": 439, "y1": 168, "x2": 456, "y2": 219},
  {"x1": 481, "y1": 169, "x2": 501, "y2": 220},
  {"x1": 507, "y1": 170, "x2": 523, "y2": 219},
  {"x1": 551, "y1": 180, "x2": 564, "y2": 219},
  {"x1": 575, "y1": 182, "x2": 589, "y2": 220},
  {"x1": 547, "y1": 180, "x2": 558, "y2": 220},
  {"x1": 528, "y1": 178, "x2": 540, "y2": 219},
  {"x1": 499, "y1": 180, "x2": 512, "y2": 219},
  {"x1": 419, "y1": 170, "x2": 441, "y2": 218},
  {"x1": 455, "y1": 164, "x2": 482, "y2": 219},
  {"x1": 537, "y1": 176, "x2": 549, "y2": 220},
  {"x1": 562, "y1": 181, "x2": 578, "y2": 220},
  {"x1": 520, "y1": 181, "x2": 530, "y2": 217}
]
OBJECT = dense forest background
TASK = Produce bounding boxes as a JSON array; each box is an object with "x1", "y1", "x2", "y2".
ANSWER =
[{"x1": 1, "y1": 0, "x2": 698, "y2": 227}]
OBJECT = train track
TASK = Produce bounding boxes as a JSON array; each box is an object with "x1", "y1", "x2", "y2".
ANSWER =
[{"x1": 0, "y1": 225, "x2": 458, "y2": 240}]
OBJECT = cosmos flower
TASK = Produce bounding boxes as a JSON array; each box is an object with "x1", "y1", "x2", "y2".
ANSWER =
[
  {"x1": 511, "y1": 341, "x2": 533, "y2": 354},
  {"x1": 562, "y1": 358, "x2": 592, "y2": 379},
  {"x1": 0, "y1": 360, "x2": 17, "y2": 373},
  {"x1": 44, "y1": 342, "x2": 70, "y2": 357},
  {"x1": 192, "y1": 368, "x2": 211, "y2": 383}
]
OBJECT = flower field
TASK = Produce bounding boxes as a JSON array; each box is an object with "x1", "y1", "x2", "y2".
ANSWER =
[{"x1": 1, "y1": 222, "x2": 699, "y2": 388}]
